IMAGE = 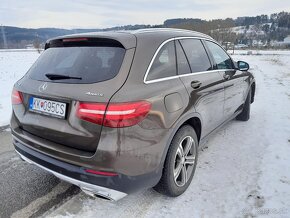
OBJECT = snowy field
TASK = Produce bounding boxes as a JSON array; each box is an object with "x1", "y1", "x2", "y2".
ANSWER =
[
  {"x1": 0, "y1": 49, "x2": 40, "y2": 126},
  {"x1": 230, "y1": 50, "x2": 290, "y2": 56},
  {"x1": 1, "y1": 50, "x2": 290, "y2": 217}
]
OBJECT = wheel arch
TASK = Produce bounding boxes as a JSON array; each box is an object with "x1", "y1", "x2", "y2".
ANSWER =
[
  {"x1": 251, "y1": 82, "x2": 256, "y2": 103},
  {"x1": 183, "y1": 117, "x2": 202, "y2": 142},
  {"x1": 160, "y1": 113, "x2": 202, "y2": 168}
]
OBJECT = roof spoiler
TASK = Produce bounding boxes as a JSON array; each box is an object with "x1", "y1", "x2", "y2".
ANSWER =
[{"x1": 45, "y1": 37, "x2": 125, "y2": 50}]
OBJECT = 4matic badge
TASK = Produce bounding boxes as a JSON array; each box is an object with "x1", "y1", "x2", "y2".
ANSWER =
[{"x1": 85, "y1": 92, "x2": 104, "y2": 97}]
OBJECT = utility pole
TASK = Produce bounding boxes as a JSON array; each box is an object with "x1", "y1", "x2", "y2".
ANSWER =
[{"x1": 1, "y1": 25, "x2": 8, "y2": 49}]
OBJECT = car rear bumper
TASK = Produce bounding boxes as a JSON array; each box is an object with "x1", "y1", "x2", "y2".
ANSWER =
[
  {"x1": 15, "y1": 149, "x2": 126, "y2": 201},
  {"x1": 13, "y1": 138, "x2": 161, "y2": 201},
  {"x1": 14, "y1": 141, "x2": 127, "y2": 201}
]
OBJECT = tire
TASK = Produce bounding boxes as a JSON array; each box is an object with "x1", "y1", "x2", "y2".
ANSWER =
[
  {"x1": 154, "y1": 125, "x2": 198, "y2": 197},
  {"x1": 236, "y1": 89, "x2": 251, "y2": 121}
]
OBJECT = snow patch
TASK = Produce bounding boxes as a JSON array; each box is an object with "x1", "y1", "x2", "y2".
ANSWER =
[
  {"x1": 0, "y1": 50, "x2": 40, "y2": 126},
  {"x1": 1, "y1": 50, "x2": 290, "y2": 217},
  {"x1": 45, "y1": 53, "x2": 290, "y2": 217}
]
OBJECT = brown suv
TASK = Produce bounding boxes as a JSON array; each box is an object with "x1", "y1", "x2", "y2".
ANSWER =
[{"x1": 11, "y1": 28, "x2": 255, "y2": 201}]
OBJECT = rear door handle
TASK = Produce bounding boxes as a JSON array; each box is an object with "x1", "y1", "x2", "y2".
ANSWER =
[{"x1": 191, "y1": 80, "x2": 202, "y2": 89}]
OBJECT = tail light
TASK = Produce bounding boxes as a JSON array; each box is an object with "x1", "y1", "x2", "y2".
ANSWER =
[
  {"x1": 76, "y1": 101, "x2": 151, "y2": 128},
  {"x1": 11, "y1": 89, "x2": 23, "y2": 105}
]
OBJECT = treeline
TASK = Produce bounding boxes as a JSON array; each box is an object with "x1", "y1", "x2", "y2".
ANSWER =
[
  {"x1": 163, "y1": 11, "x2": 290, "y2": 34},
  {"x1": 163, "y1": 11, "x2": 290, "y2": 47},
  {"x1": 163, "y1": 18, "x2": 235, "y2": 33},
  {"x1": 104, "y1": 11, "x2": 290, "y2": 34},
  {"x1": 1, "y1": 11, "x2": 290, "y2": 49},
  {"x1": 105, "y1": 12, "x2": 290, "y2": 48},
  {"x1": 234, "y1": 12, "x2": 290, "y2": 46},
  {"x1": 235, "y1": 12, "x2": 290, "y2": 28}
]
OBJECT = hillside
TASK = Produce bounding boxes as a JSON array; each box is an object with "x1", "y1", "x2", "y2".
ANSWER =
[
  {"x1": 0, "y1": 26, "x2": 101, "y2": 48},
  {"x1": 1, "y1": 11, "x2": 289, "y2": 49}
]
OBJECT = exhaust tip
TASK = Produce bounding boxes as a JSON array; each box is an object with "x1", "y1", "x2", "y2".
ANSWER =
[{"x1": 81, "y1": 188, "x2": 114, "y2": 201}]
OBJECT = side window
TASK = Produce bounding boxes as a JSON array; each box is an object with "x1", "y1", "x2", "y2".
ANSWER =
[
  {"x1": 179, "y1": 39, "x2": 211, "y2": 73},
  {"x1": 205, "y1": 41, "x2": 233, "y2": 69},
  {"x1": 176, "y1": 41, "x2": 191, "y2": 75},
  {"x1": 146, "y1": 41, "x2": 176, "y2": 81}
]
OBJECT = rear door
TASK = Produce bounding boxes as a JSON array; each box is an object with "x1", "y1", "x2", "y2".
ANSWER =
[
  {"x1": 204, "y1": 40, "x2": 246, "y2": 119},
  {"x1": 15, "y1": 37, "x2": 135, "y2": 152},
  {"x1": 176, "y1": 39, "x2": 225, "y2": 138}
]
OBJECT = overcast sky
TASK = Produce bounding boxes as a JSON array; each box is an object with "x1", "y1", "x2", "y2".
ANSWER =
[{"x1": 1, "y1": 0, "x2": 289, "y2": 29}]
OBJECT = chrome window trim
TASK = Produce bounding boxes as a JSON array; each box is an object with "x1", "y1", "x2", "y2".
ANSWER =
[
  {"x1": 145, "y1": 69, "x2": 235, "y2": 84},
  {"x1": 143, "y1": 36, "x2": 234, "y2": 84}
]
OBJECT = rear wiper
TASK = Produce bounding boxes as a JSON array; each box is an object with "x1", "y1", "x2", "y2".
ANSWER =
[{"x1": 45, "y1": 73, "x2": 82, "y2": 80}]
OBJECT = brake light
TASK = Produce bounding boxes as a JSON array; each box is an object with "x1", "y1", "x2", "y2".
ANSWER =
[
  {"x1": 62, "y1": 38, "x2": 88, "y2": 42},
  {"x1": 76, "y1": 101, "x2": 151, "y2": 128},
  {"x1": 76, "y1": 102, "x2": 106, "y2": 125},
  {"x1": 11, "y1": 89, "x2": 23, "y2": 105},
  {"x1": 104, "y1": 101, "x2": 151, "y2": 127}
]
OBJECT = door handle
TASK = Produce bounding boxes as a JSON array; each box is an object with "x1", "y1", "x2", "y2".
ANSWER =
[
  {"x1": 191, "y1": 80, "x2": 202, "y2": 89},
  {"x1": 223, "y1": 74, "x2": 231, "y2": 80}
]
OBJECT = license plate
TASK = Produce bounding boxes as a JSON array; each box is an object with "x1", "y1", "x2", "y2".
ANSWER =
[{"x1": 29, "y1": 97, "x2": 66, "y2": 119}]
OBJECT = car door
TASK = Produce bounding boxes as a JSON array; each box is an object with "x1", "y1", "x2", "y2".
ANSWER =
[
  {"x1": 204, "y1": 40, "x2": 247, "y2": 119},
  {"x1": 176, "y1": 39, "x2": 225, "y2": 138}
]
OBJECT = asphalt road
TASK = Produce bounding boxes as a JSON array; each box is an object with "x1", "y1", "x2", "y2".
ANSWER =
[{"x1": 0, "y1": 129, "x2": 80, "y2": 218}]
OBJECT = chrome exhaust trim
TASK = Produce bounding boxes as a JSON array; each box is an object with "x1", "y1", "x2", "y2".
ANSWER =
[
  {"x1": 81, "y1": 188, "x2": 113, "y2": 201},
  {"x1": 15, "y1": 150, "x2": 127, "y2": 201}
]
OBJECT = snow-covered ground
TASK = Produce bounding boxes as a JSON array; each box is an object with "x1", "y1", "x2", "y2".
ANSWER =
[
  {"x1": 229, "y1": 50, "x2": 290, "y2": 56},
  {"x1": 44, "y1": 53, "x2": 290, "y2": 218},
  {"x1": 0, "y1": 50, "x2": 40, "y2": 126},
  {"x1": 1, "y1": 50, "x2": 290, "y2": 217}
]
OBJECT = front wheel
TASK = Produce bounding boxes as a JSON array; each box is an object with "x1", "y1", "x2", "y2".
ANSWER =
[{"x1": 154, "y1": 125, "x2": 198, "y2": 197}]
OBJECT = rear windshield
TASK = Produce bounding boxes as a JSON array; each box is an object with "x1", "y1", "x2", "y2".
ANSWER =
[{"x1": 27, "y1": 46, "x2": 125, "y2": 84}]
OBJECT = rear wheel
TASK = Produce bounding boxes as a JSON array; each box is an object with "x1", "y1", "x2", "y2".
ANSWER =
[
  {"x1": 236, "y1": 89, "x2": 251, "y2": 121},
  {"x1": 154, "y1": 125, "x2": 198, "y2": 197}
]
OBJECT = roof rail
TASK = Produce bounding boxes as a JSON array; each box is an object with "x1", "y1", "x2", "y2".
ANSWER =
[{"x1": 132, "y1": 28, "x2": 212, "y2": 39}]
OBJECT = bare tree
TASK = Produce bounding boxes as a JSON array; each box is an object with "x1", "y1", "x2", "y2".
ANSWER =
[
  {"x1": 1, "y1": 25, "x2": 8, "y2": 49},
  {"x1": 210, "y1": 28, "x2": 237, "y2": 50},
  {"x1": 33, "y1": 34, "x2": 42, "y2": 53}
]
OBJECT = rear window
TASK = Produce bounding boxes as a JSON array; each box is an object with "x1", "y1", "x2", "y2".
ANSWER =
[{"x1": 28, "y1": 46, "x2": 125, "y2": 84}]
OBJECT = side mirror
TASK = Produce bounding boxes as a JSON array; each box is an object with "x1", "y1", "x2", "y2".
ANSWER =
[{"x1": 237, "y1": 61, "x2": 249, "y2": 71}]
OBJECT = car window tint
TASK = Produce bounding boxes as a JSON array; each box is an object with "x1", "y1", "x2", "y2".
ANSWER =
[
  {"x1": 205, "y1": 41, "x2": 233, "y2": 69},
  {"x1": 176, "y1": 41, "x2": 191, "y2": 75},
  {"x1": 28, "y1": 46, "x2": 125, "y2": 84},
  {"x1": 147, "y1": 41, "x2": 176, "y2": 81},
  {"x1": 179, "y1": 39, "x2": 211, "y2": 73}
]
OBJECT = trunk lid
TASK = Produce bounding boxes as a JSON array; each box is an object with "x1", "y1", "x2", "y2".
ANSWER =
[{"x1": 14, "y1": 37, "x2": 135, "y2": 152}]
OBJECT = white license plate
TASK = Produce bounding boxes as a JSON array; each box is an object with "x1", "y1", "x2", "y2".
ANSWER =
[{"x1": 29, "y1": 97, "x2": 66, "y2": 119}]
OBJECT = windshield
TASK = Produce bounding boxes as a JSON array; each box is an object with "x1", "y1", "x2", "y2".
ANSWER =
[{"x1": 27, "y1": 46, "x2": 126, "y2": 84}]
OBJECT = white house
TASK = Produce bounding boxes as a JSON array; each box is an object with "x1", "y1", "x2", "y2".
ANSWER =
[{"x1": 283, "y1": 36, "x2": 290, "y2": 44}]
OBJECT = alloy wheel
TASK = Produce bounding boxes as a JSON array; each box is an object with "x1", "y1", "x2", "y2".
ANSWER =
[{"x1": 173, "y1": 136, "x2": 196, "y2": 187}]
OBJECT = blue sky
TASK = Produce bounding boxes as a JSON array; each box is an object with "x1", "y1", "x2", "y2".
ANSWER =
[{"x1": 1, "y1": 0, "x2": 289, "y2": 29}]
